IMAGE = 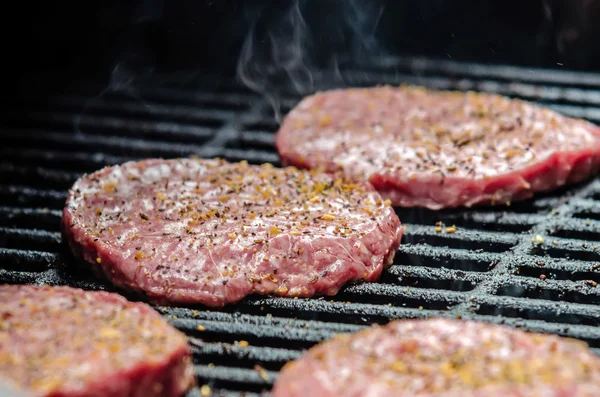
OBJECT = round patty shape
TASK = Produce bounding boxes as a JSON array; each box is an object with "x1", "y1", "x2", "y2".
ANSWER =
[
  {"x1": 0, "y1": 284, "x2": 194, "y2": 397},
  {"x1": 62, "y1": 158, "x2": 403, "y2": 307},
  {"x1": 273, "y1": 318, "x2": 600, "y2": 397},
  {"x1": 275, "y1": 85, "x2": 600, "y2": 209}
]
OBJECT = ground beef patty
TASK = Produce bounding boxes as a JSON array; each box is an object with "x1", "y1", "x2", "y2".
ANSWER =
[
  {"x1": 62, "y1": 158, "x2": 403, "y2": 307},
  {"x1": 0, "y1": 284, "x2": 194, "y2": 397},
  {"x1": 276, "y1": 85, "x2": 600, "y2": 209},
  {"x1": 273, "y1": 318, "x2": 600, "y2": 397}
]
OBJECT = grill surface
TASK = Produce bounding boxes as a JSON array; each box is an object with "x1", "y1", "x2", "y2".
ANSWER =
[{"x1": 5, "y1": 56, "x2": 600, "y2": 396}]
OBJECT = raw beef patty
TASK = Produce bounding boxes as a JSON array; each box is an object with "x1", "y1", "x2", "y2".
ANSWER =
[
  {"x1": 273, "y1": 318, "x2": 600, "y2": 397},
  {"x1": 0, "y1": 284, "x2": 194, "y2": 397},
  {"x1": 276, "y1": 85, "x2": 600, "y2": 209},
  {"x1": 62, "y1": 158, "x2": 403, "y2": 307}
]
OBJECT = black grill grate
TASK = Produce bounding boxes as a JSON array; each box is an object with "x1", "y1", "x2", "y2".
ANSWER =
[{"x1": 4, "y1": 57, "x2": 600, "y2": 396}]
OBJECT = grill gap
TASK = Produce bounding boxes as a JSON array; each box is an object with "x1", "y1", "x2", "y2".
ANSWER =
[
  {"x1": 476, "y1": 303, "x2": 600, "y2": 327},
  {"x1": 226, "y1": 131, "x2": 277, "y2": 153},
  {"x1": 387, "y1": 274, "x2": 477, "y2": 292},
  {"x1": 395, "y1": 207, "x2": 540, "y2": 233},
  {"x1": 532, "y1": 245, "x2": 600, "y2": 262},
  {"x1": 401, "y1": 233, "x2": 515, "y2": 253},
  {"x1": 515, "y1": 265, "x2": 600, "y2": 284},
  {"x1": 394, "y1": 250, "x2": 498, "y2": 272},
  {"x1": 496, "y1": 284, "x2": 600, "y2": 306},
  {"x1": 190, "y1": 341, "x2": 300, "y2": 371},
  {"x1": 574, "y1": 210, "x2": 600, "y2": 222},
  {"x1": 551, "y1": 228, "x2": 600, "y2": 242},
  {"x1": 0, "y1": 207, "x2": 62, "y2": 231}
]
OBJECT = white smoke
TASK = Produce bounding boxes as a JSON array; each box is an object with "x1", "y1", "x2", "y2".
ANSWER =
[
  {"x1": 237, "y1": 1, "x2": 314, "y2": 123},
  {"x1": 236, "y1": 0, "x2": 387, "y2": 123}
]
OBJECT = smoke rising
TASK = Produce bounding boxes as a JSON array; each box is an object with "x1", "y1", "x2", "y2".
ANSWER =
[
  {"x1": 237, "y1": 0, "x2": 388, "y2": 122},
  {"x1": 74, "y1": 62, "x2": 149, "y2": 135},
  {"x1": 237, "y1": 1, "x2": 314, "y2": 123}
]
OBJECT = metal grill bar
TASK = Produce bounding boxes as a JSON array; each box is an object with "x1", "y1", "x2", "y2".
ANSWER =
[
  {"x1": 363, "y1": 56, "x2": 600, "y2": 87},
  {"x1": 17, "y1": 112, "x2": 218, "y2": 142},
  {"x1": 4, "y1": 57, "x2": 600, "y2": 395}
]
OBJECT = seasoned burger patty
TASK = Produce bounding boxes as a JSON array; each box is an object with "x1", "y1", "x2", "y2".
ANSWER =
[
  {"x1": 0, "y1": 285, "x2": 194, "y2": 397},
  {"x1": 276, "y1": 85, "x2": 600, "y2": 209},
  {"x1": 273, "y1": 318, "x2": 600, "y2": 397},
  {"x1": 62, "y1": 158, "x2": 403, "y2": 307}
]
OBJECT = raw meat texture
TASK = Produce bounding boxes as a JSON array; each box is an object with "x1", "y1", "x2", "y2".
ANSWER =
[
  {"x1": 62, "y1": 158, "x2": 403, "y2": 307},
  {"x1": 276, "y1": 85, "x2": 600, "y2": 209},
  {"x1": 273, "y1": 318, "x2": 600, "y2": 397},
  {"x1": 0, "y1": 284, "x2": 194, "y2": 397}
]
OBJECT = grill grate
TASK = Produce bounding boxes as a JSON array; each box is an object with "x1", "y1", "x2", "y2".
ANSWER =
[{"x1": 5, "y1": 57, "x2": 600, "y2": 395}]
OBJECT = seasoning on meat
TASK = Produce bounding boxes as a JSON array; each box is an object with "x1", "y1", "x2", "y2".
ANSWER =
[
  {"x1": 273, "y1": 318, "x2": 600, "y2": 396},
  {"x1": 0, "y1": 284, "x2": 194, "y2": 397},
  {"x1": 61, "y1": 158, "x2": 403, "y2": 307},
  {"x1": 276, "y1": 85, "x2": 600, "y2": 209}
]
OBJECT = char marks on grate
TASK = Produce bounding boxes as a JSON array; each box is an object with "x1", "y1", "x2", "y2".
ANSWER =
[{"x1": 4, "y1": 57, "x2": 600, "y2": 395}]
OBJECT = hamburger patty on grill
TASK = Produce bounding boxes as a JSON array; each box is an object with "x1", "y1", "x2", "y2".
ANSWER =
[
  {"x1": 0, "y1": 284, "x2": 194, "y2": 397},
  {"x1": 61, "y1": 158, "x2": 403, "y2": 307},
  {"x1": 273, "y1": 318, "x2": 600, "y2": 397},
  {"x1": 275, "y1": 85, "x2": 600, "y2": 209}
]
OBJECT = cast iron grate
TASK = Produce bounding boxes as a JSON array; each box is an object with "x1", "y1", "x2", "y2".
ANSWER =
[{"x1": 4, "y1": 57, "x2": 600, "y2": 396}]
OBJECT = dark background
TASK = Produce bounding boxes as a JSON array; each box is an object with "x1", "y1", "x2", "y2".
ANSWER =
[{"x1": 9, "y1": 0, "x2": 600, "y2": 92}]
